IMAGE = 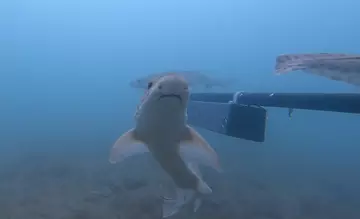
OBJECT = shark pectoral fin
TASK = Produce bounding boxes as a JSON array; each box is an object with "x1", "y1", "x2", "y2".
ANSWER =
[
  {"x1": 194, "y1": 198, "x2": 202, "y2": 212},
  {"x1": 187, "y1": 162, "x2": 212, "y2": 194},
  {"x1": 162, "y1": 188, "x2": 195, "y2": 218},
  {"x1": 187, "y1": 162, "x2": 202, "y2": 178},
  {"x1": 162, "y1": 163, "x2": 207, "y2": 218},
  {"x1": 109, "y1": 128, "x2": 149, "y2": 164},
  {"x1": 179, "y1": 125, "x2": 222, "y2": 172}
]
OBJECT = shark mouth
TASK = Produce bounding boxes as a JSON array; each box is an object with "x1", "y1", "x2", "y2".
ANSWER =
[{"x1": 159, "y1": 94, "x2": 182, "y2": 102}]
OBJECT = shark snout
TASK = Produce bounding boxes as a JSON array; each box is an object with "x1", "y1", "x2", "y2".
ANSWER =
[{"x1": 153, "y1": 75, "x2": 189, "y2": 101}]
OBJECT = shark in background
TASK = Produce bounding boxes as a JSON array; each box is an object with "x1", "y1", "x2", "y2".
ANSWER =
[
  {"x1": 129, "y1": 71, "x2": 236, "y2": 90},
  {"x1": 275, "y1": 53, "x2": 360, "y2": 87}
]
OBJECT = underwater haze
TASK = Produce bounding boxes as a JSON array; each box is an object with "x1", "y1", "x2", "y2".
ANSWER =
[{"x1": 1, "y1": 1, "x2": 360, "y2": 218}]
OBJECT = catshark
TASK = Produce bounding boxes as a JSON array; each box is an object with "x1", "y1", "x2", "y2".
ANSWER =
[
  {"x1": 275, "y1": 53, "x2": 360, "y2": 86},
  {"x1": 109, "y1": 74, "x2": 222, "y2": 217}
]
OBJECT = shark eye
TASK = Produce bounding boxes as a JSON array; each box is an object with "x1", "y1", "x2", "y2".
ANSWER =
[
  {"x1": 158, "y1": 85, "x2": 162, "y2": 89},
  {"x1": 147, "y1": 82, "x2": 153, "y2": 89}
]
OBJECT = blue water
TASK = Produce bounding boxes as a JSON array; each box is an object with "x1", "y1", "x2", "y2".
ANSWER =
[{"x1": 1, "y1": 1, "x2": 360, "y2": 218}]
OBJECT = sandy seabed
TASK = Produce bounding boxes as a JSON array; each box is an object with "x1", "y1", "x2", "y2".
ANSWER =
[{"x1": 0, "y1": 145, "x2": 358, "y2": 219}]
